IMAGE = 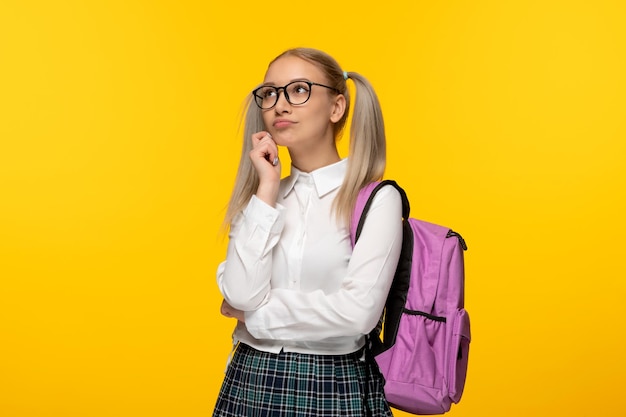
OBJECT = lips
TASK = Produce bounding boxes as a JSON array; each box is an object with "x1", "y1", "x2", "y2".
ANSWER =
[{"x1": 273, "y1": 119, "x2": 295, "y2": 129}]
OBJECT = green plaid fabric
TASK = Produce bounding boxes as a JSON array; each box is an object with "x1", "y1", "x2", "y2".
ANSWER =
[{"x1": 213, "y1": 343, "x2": 392, "y2": 416}]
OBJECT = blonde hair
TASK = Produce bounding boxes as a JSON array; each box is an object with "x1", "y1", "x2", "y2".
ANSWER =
[{"x1": 223, "y1": 48, "x2": 386, "y2": 229}]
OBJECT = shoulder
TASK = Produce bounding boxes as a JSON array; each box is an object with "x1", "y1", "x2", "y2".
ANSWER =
[
  {"x1": 369, "y1": 182, "x2": 403, "y2": 203},
  {"x1": 367, "y1": 183, "x2": 403, "y2": 216}
]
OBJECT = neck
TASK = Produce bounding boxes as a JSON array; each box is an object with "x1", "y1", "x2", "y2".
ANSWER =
[{"x1": 290, "y1": 146, "x2": 341, "y2": 173}]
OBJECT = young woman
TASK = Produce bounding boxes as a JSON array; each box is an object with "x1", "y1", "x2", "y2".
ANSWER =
[{"x1": 214, "y1": 48, "x2": 403, "y2": 416}]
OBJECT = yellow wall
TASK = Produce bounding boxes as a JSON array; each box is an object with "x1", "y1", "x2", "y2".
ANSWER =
[{"x1": 1, "y1": 1, "x2": 625, "y2": 416}]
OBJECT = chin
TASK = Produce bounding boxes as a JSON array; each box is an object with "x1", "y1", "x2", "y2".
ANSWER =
[{"x1": 271, "y1": 132, "x2": 294, "y2": 147}]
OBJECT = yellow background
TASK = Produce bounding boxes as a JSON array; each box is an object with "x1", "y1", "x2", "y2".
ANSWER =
[{"x1": 1, "y1": 1, "x2": 625, "y2": 416}]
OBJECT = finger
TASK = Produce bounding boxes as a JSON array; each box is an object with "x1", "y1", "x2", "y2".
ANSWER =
[
  {"x1": 253, "y1": 137, "x2": 279, "y2": 164},
  {"x1": 249, "y1": 132, "x2": 280, "y2": 171},
  {"x1": 252, "y1": 131, "x2": 273, "y2": 145},
  {"x1": 220, "y1": 300, "x2": 231, "y2": 316},
  {"x1": 252, "y1": 143, "x2": 276, "y2": 162}
]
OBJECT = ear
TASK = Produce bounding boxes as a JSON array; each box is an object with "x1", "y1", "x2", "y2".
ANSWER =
[{"x1": 329, "y1": 94, "x2": 346, "y2": 123}]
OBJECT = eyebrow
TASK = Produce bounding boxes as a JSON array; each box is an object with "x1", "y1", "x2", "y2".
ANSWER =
[{"x1": 260, "y1": 78, "x2": 312, "y2": 87}]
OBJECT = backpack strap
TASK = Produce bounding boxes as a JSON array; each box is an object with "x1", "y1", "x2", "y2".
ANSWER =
[
  {"x1": 350, "y1": 180, "x2": 410, "y2": 247},
  {"x1": 351, "y1": 180, "x2": 412, "y2": 355}
]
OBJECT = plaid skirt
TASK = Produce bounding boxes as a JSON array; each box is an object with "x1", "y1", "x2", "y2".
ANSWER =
[{"x1": 213, "y1": 343, "x2": 392, "y2": 417}]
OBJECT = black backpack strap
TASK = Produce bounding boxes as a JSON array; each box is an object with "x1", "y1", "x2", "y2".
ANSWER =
[
  {"x1": 354, "y1": 180, "x2": 410, "y2": 243},
  {"x1": 355, "y1": 180, "x2": 412, "y2": 355}
]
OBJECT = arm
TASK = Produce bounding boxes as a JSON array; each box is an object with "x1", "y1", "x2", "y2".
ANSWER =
[
  {"x1": 217, "y1": 195, "x2": 285, "y2": 311},
  {"x1": 244, "y1": 186, "x2": 403, "y2": 341},
  {"x1": 217, "y1": 131, "x2": 284, "y2": 310}
]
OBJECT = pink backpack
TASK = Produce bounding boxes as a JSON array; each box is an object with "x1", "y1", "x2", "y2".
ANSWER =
[{"x1": 351, "y1": 180, "x2": 471, "y2": 415}]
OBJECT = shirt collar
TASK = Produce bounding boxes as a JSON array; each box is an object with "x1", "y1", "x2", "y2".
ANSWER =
[{"x1": 282, "y1": 158, "x2": 348, "y2": 198}]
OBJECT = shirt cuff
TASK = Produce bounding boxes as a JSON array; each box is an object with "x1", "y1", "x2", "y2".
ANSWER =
[
  {"x1": 243, "y1": 195, "x2": 286, "y2": 234},
  {"x1": 245, "y1": 308, "x2": 272, "y2": 339}
]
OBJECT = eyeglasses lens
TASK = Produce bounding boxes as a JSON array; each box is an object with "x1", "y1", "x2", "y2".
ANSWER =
[{"x1": 254, "y1": 82, "x2": 312, "y2": 109}]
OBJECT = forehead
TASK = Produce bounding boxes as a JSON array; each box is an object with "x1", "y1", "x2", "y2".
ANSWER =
[{"x1": 263, "y1": 56, "x2": 327, "y2": 84}]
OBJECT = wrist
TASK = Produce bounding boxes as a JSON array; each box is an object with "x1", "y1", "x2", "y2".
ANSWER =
[{"x1": 256, "y1": 181, "x2": 280, "y2": 207}]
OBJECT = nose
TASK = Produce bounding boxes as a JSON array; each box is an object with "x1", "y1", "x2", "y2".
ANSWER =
[{"x1": 273, "y1": 88, "x2": 291, "y2": 113}]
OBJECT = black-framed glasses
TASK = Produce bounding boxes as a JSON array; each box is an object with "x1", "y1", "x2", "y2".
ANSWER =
[{"x1": 252, "y1": 81, "x2": 341, "y2": 109}]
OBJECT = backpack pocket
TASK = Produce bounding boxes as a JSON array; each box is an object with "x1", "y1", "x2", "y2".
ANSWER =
[
  {"x1": 374, "y1": 311, "x2": 451, "y2": 414},
  {"x1": 447, "y1": 308, "x2": 471, "y2": 403}
]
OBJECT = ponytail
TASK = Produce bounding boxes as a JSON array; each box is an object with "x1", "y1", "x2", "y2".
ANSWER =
[
  {"x1": 222, "y1": 95, "x2": 265, "y2": 231},
  {"x1": 333, "y1": 71, "x2": 386, "y2": 226}
]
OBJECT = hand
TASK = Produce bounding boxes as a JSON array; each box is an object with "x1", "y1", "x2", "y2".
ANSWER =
[
  {"x1": 250, "y1": 131, "x2": 280, "y2": 179},
  {"x1": 220, "y1": 299, "x2": 245, "y2": 322},
  {"x1": 250, "y1": 131, "x2": 281, "y2": 206}
]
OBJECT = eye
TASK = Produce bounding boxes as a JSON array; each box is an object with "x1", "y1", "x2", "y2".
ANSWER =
[
  {"x1": 288, "y1": 82, "x2": 310, "y2": 96},
  {"x1": 258, "y1": 87, "x2": 277, "y2": 99}
]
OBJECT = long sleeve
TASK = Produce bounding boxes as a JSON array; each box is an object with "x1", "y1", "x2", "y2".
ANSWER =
[
  {"x1": 244, "y1": 186, "x2": 403, "y2": 341},
  {"x1": 217, "y1": 195, "x2": 286, "y2": 311}
]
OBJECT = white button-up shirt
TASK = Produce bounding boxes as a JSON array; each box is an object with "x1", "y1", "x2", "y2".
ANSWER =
[{"x1": 217, "y1": 159, "x2": 403, "y2": 355}]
